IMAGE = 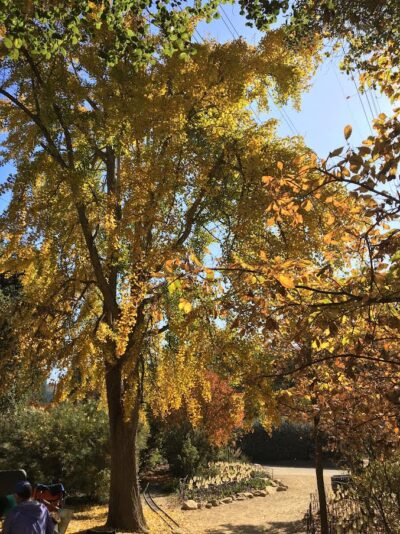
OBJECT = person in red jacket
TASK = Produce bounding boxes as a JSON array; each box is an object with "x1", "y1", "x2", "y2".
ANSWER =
[{"x1": 3, "y1": 482, "x2": 54, "y2": 534}]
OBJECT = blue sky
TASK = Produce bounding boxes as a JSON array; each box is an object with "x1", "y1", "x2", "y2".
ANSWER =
[
  {"x1": 198, "y1": 2, "x2": 393, "y2": 155},
  {"x1": 0, "y1": 3, "x2": 393, "y2": 212}
]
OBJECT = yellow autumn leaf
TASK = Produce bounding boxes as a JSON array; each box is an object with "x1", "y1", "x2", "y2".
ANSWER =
[
  {"x1": 277, "y1": 161, "x2": 284, "y2": 171},
  {"x1": 189, "y1": 253, "x2": 202, "y2": 267},
  {"x1": 326, "y1": 212, "x2": 335, "y2": 225},
  {"x1": 304, "y1": 199, "x2": 313, "y2": 212},
  {"x1": 344, "y1": 124, "x2": 352, "y2": 140},
  {"x1": 168, "y1": 279, "x2": 181, "y2": 294},
  {"x1": 178, "y1": 299, "x2": 192, "y2": 313},
  {"x1": 275, "y1": 273, "x2": 295, "y2": 288}
]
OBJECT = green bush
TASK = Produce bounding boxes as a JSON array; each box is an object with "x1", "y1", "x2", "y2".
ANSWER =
[
  {"x1": 159, "y1": 425, "x2": 217, "y2": 477},
  {"x1": 150, "y1": 428, "x2": 245, "y2": 478},
  {"x1": 144, "y1": 448, "x2": 166, "y2": 471},
  {"x1": 214, "y1": 444, "x2": 249, "y2": 464},
  {"x1": 0, "y1": 401, "x2": 148, "y2": 501}
]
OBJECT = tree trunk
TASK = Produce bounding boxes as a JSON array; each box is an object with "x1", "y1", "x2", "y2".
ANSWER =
[
  {"x1": 105, "y1": 362, "x2": 148, "y2": 532},
  {"x1": 314, "y1": 416, "x2": 329, "y2": 534}
]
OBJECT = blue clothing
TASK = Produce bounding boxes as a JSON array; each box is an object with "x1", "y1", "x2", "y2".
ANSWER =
[{"x1": 3, "y1": 500, "x2": 54, "y2": 534}]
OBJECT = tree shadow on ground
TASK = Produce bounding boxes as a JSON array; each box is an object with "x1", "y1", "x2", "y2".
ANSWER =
[{"x1": 206, "y1": 519, "x2": 306, "y2": 533}]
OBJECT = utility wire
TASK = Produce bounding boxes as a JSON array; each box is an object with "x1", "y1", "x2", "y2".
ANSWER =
[
  {"x1": 361, "y1": 81, "x2": 377, "y2": 122},
  {"x1": 220, "y1": 5, "x2": 241, "y2": 38},
  {"x1": 218, "y1": 6, "x2": 300, "y2": 136},
  {"x1": 279, "y1": 105, "x2": 299, "y2": 136},
  {"x1": 273, "y1": 103, "x2": 298, "y2": 136},
  {"x1": 350, "y1": 74, "x2": 373, "y2": 134},
  {"x1": 340, "y1": 47, "x2": 373, "y2": 134},
  {"x1": 194, "y1": 28, "x2": 203, "y2": 43},
  {"x1": 193, "y1": 8, "x2": 262, "y2": 125},
  {"x1": 332, "y1": 65, "x2": 362, "y2": 137},
  {"x1": 370, "y1": 88, "x2": 382, "y2": 115}
]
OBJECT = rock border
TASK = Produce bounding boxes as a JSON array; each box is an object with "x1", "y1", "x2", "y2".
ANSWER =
[{"x1": 181, "y1": 478, "x2": 288, "y2": 511}]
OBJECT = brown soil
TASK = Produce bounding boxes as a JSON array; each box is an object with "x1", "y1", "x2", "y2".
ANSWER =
[{"x1": 154, "y1": 466, "x2": 342, "y2": 534}]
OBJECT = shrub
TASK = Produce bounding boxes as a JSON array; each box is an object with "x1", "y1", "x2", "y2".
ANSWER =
[
  {"x1": 153, "y1": 426, "x2": 246, "y2": 478},
  {"x1": 144, "y1": 448, "x2": 166, "y2": 471},
  {"x1": 161, "y1": 426, "x2": 215, "y2": 477},
  {"x1": 0, "y1": 401, "x2": 148, "y2": 501},
  {"x1": 335, "y1": 452, "x2": 400, "y2": 532}
]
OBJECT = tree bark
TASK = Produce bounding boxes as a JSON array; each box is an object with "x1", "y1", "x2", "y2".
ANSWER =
[
  {"x1": 314, "y1": 416, "x2": 329, "y2": 534},
  {"x1": 105, "y1": 362, "x2": 148, "y2": 532}
]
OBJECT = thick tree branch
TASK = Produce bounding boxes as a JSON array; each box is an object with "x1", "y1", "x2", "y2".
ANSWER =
[
  {"x1": 52, "y1": 103, "x2": 74, "y2": 168},
  {"x1": 75, "y1": 202, "x2": 119, "y2": 319},
  {"x1": 0, "y1": 87, "x2": 67, "y2": 168}
]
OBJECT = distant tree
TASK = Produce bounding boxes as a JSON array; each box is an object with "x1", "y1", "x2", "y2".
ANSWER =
[{"x1": 154, "y1": 370, "x2": 244, "y2": 447}]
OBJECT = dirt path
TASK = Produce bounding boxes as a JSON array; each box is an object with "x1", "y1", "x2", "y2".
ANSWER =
[{"x1": 155, "y1": 466, "x2": 343, "y2": 534}]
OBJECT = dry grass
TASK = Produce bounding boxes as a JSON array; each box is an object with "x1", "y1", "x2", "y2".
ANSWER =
[
  {"x1": 68, "y1": 505, "x2": 108, "y2": 533},
  {"x1": 67, "y1": 502, "x2": 180, "y2": 533}
]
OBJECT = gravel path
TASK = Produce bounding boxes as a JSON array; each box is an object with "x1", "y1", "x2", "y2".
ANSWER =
[{"x1": 156, "y1": 466, "x2": 343, "y2": 534}]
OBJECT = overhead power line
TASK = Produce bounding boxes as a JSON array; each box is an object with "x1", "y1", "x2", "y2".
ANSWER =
[
  {"x1": 350, "y1": 74, "x2": 374, "y2": 135},
  {"x1": 369, "y1": 87, "x2": 382, "y2": 116},
  {"x1": 339, "y1": 47, "x2": 374, "y2": 134},
  {"x1": 220, "y1": 5, "x2": 241, "y2": 39},
  {"x1": 361, "y1": 81, "x2": 377, "y2": 122},
  {"x1": 332, "y1": 66, "x2": 362, "y2": 137},
  {"x1": 217, "y1": 6, "x2": 300, "y2": 136},
  {"x1": 192, "y1": 10, "x2": 264, "y2": 125}
]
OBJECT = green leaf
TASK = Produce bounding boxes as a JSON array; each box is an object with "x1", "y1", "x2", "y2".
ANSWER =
[
  {"x1": 9, "y1": 48, "x2": 19, "y2": 60},
  {"x1": 168, "y1": 279, "x2": 182, "y2": 294},
  {"x1": 4, "y1": 37, "x2": 13, "y2": 49}
]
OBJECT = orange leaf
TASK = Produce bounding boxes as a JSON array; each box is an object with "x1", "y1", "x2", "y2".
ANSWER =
[{"x1": 262, "y1": 175, "x2": 274, "y2": 184}]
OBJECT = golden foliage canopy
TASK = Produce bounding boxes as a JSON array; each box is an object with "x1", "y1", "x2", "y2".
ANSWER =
[{"x1": 0, "y1": 31, "x2": 317, "y2": 424}]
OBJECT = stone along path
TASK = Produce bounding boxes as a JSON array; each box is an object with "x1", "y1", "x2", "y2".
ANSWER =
[{"x1": 156, "y1": 466, "x2": 343, "y2": 534}]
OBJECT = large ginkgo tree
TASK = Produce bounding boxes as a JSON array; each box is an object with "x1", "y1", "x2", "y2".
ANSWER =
[{"x1": 0, "y1": 2, "x2": 319, "y2": 529}]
